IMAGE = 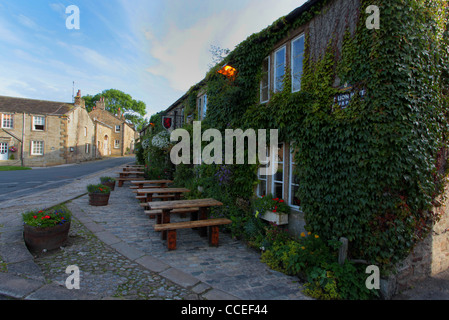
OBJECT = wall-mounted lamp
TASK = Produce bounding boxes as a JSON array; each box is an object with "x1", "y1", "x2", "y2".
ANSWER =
[{"x1": 218, "y1": 64, "x2": 237, "y2": 79}]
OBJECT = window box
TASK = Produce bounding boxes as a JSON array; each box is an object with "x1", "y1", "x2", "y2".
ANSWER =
[{"x1": 260, "y1": 210, "x2": 289, "y2": 225}]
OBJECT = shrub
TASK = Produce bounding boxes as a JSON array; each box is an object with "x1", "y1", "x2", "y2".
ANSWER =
[{"x1": 22, "y1": 204, "x2": 72, "y2": 228}]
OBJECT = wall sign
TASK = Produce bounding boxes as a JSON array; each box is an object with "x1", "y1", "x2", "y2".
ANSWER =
[
  {"x1": 334, "y1": 86, "x2": 366, "y2": 109},
  {"x1": 162, "y1": 116, "x2": 173, "y2": 130}
]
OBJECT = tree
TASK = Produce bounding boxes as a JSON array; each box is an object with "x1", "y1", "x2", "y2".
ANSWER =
[{"x1": 83, "y1": 89, "x2": 147, "y2": 130}]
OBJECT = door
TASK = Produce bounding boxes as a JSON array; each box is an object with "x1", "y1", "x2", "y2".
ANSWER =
[
  {"x1": 0, "y1": 142, "x2": 8, "y2": 160},
  {"x1": 103, "y1": 135, "x2": 109, "y2": 155}
]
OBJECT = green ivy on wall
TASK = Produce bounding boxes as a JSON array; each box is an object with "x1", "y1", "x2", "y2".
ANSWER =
[{"x1": 148, "y1": 0, "x2": 449, "y2": 269}]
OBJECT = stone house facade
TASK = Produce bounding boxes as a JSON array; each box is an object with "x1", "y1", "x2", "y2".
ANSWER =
[
  {"x1": 0, "y1": 95, "x2": 97, "y2": 167},
  {"x1": 89, "y1": 97, "x2": 137, "y2": 157},
  {"x1": 157, "y1": 0, "x2": 449, "y2": 295},
  {"x1": 0, "y1": 92, "x2": 138, "y2": 167}
]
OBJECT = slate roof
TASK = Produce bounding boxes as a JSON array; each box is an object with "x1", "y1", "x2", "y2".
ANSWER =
[{"x1": 0, "y1": 96, "x2": 74, "y2": 116}]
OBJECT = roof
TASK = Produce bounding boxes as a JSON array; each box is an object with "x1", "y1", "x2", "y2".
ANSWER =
[
  {"x1": 0, "y1": 96, "x2": 74, "y2": 116},
  {"x1": 162, "y1": 0, "x2": 325, "y2": 115}
]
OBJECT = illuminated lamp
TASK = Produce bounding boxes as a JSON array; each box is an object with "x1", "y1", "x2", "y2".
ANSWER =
[{"x1": 218, "y1": 64, "x2": 237, "y2": 79}]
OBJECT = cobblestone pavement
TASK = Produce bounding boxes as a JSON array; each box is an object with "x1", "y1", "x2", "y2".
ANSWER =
[{"x1": 0, "y1": 161, "x2": 308, "y2": 301}]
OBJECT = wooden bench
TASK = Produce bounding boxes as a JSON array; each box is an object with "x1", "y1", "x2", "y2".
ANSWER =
[
  {"x1": 153, "y1": 218, "x2": 232, "y2": 250},
  {"x1": 136, "y1": 194, "x2": 176, "y2": 203},
  {"x1": 144, "y1": 207, "x2": 200, "y2": 222},
  {"x1": 117, "y1": 177, "x2": 144, "y2": 187}
]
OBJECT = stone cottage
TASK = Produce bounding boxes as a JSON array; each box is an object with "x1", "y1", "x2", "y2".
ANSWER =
[
  {"x1": 0, "y1": 94, "x2": 97, "y2": 167},
  {"x1": 89, "y1": 97, "x2": 137, "y2": 157}
]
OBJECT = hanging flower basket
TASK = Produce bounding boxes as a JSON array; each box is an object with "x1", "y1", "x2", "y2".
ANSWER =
[
  {"x1": 22, "y1": 206, "x2": 72, "y2": 252},
  {"x1": 9, "y1": 146, "x2": 17, "y2": 153}
]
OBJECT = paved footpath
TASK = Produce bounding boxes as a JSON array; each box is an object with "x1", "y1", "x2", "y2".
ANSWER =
[
  {"x1": 1, "y1": 160, "x2": 448, "y2": 301},
  {"x1": 0, "y1": 161, "x2": 309, "y2": 301}
]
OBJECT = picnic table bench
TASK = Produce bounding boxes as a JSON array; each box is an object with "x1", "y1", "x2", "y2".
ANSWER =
[
  {"x1": 149, "y1": 198, "x2": 230, "y2": 250},
  {"x1": 130, "y1": 180, "x2": 172, "y2": 190}
]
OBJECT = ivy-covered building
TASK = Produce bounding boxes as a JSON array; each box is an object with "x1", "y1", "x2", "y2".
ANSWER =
[{"x1": 146, "y1": 0, "x2": 449, "y2": 296}]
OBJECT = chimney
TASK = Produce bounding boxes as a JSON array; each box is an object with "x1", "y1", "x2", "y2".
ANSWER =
[
  {"x1": 95, "y1": 97, "x2": 106, "y2": 110},
  {"x1": 74, "y1": 90, "x2": 85, "y2": 108}
]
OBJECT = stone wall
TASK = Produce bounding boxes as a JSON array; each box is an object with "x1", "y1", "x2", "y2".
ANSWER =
[{"x1": 394, "y1": 184, "x2": 449, "y2": 293}]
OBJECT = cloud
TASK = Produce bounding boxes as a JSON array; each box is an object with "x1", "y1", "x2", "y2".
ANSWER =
[{"x1": 142, "y1": 0, "x2": 303, "y2": 93}]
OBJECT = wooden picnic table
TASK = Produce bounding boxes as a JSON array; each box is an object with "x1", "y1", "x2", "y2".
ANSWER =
[
  {"x1": 130, "y1": 180, "x2": 173, "y2": 189},
  {"x1": 148, "y1": 198, "x2": 223, "y2": 240},
  {"x1": 136, "y1": 187, "x2": 190, "y2": 203},
  {"x1": 117, "y1": 171, "x2": 145, "y2": 178}
]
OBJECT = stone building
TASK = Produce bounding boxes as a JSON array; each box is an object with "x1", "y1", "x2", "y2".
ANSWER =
[
  {"x1": 0, "y1": 94, "x2": 97, "y2": 167},
  {"x1": 156, "y1": 0, "x2": 449, "y2": 295},
  {"x1": 89, "y1": 97, "x2": 137, "y2": 157}
]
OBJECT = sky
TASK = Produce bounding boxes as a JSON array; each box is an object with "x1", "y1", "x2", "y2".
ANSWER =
[{"x1": 0, "y1": 0, "x2": 306, "y2": 119}]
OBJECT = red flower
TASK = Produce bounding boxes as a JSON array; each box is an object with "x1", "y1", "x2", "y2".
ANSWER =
[
  {"x1": 279, "y1": 199, "x2": 284, "y2": 203},
  {"x1": 33, "y1": 216, "x2": 37, "y2": 219},
  {"x1": 45, "y1": 215, "x2": 50, "y2": 219},
  {"x1": 38, "y1": 210, "x2": 43, "y2": 213}
]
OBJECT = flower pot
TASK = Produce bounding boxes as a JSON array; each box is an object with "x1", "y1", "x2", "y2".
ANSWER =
[
  {"x1": 261, "y1": 210, "x2": 289, "y2": 225},
  {"x1": 23, "y1": 222, "x2": 71, "y2": 252},
  {"x1": 88, "y1": 192, "x2": 110, "y2": 206},
  {"x1": 102, "y1": 181, "x2": 115, "y2": 191}
]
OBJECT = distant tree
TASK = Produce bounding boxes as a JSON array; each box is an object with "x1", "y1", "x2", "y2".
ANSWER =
[{"x1": 83, "y1": 89, "x2": 147, "y2": 130}]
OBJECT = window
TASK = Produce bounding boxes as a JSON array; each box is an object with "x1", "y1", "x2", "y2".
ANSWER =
[
  {"x1": 198, "y1": 94, "x2": 207, "y2": 120},
  {"x1": 257, "y1": 148, "x2": 270, "y2": 197},
  {"x1": 289, "y1": 147, "x2": 301, "y2": 208},
  {"x1": 115, "y1": 125, "x2": 121, "y2": 133},
  {"x1": 203, "y1": 95, "x2": 207, "y2": 119},
  {"x1": 84, "y1": 127, "x2": 87, "y2": 137},
  {"x1": 114, "y1": 140, "x2": 120, "y2": 149},
  {"x1": 291, "y1": 35, "x2": 305, "y2": 92},
  {"x1": 260, "y1": 56, "x2": 270, "y2": 103},
  {"x1": 272, "y1": 143, "x2": 285, "y2": 200},
  {"x1": 274, "y1": 46, "x2": 286, "y2": 92},
  {"x1": 1, "y1": 114, "x2": 13, "y2": 129},
  {"x1": 31, "y1": 141, "x2": 44, "y2": 155},
  {"x1": 197, "y1": 96, "x2": 202, "y2": 120},
  {"x1": 85, "y1": 143, "x2": 90, "y2": 154},
  {"x1": 33, "y1": 116, "x2": 45, "y2": 131}
]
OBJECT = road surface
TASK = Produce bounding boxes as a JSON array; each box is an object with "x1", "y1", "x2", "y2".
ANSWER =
[{"x1": 0, "y1": 156, "x2": 136, "y2": 203}]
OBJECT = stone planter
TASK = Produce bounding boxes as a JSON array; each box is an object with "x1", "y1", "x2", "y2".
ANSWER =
[
  {"x1": 261, "y1": 210, "x2": 289, "y2": 225},
  {"x1": 101, "y1": 181, "x2": 116, "y2": 191},
  {"x1": 88, "y1": 192, "x2": 110, "y2": 206},
  {"x1": 23, "y1": 222, "x2": 71, "y2": 252}
]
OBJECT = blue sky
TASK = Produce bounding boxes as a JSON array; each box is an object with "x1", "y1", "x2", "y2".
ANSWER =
[{"x1": 0, "y1": 0, "x2": 306, "y2": 119}]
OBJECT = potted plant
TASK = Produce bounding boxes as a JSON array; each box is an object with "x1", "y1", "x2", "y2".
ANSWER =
[
  {"x1": 100, "y1": 176, "x2": 116, "y2": 191},
  {"x1": 253, "y1": 194, "x2": 290, "y2": 225},
  {"x1": 87, "y1": 184, "x2": 111, "y2": 206},
  {"x1": 22, "y1": 205, "x2": 72, "y2": 252}
]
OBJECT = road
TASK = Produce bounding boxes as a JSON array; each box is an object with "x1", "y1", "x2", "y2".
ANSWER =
[{"x1": 0, "y1": 156, "x2": 136, "y2": 203}]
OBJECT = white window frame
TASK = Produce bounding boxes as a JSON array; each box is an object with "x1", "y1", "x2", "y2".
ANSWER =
[
  {"x1": 114, "y1": 140, "x2": 120, "y2": 149},
  {"x1": 291, "y1": 34, "x2": 305, "y2": 93},
  {"x1": 260, "y1": 56, "x2": 270, "y2": 103},
  {"x1": 1, "y1": 114, "x2": 13, "y2": 129},
  {"x1": 31, "y1": 141, "x2": 44, "y2": 156},
  {"x1": 274, "y1": 46, "x2": 286, "y2": 93},
  {"x1": 289, "y1": 147, "x2": 301, "y2": 210},
  {"x1": 203, "y1": 94, "x2": 207, "y2": 119},
  {"x1": 115, "y1": 125, "x2": 121, "y2": 133},
  {"x1": 32, "y1": 116, "x2": 45, "y2": 131},
  {"x1": 257, "y1": 148, "x2": 270, "y2": 198},
  {"x1": 271, "y1": 143, "x2": 285, "y2": 199}
]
